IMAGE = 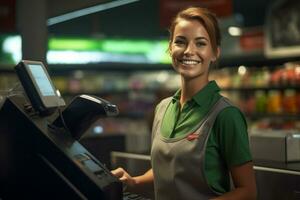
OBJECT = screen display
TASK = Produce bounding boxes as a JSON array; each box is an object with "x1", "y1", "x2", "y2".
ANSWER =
[{"x1": 28, "y1": 64, "x2": 56, "y2": 96}]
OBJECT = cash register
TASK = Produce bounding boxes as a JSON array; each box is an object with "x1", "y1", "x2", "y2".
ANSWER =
[{"x1": 0, "y1": 60, "x2": 151, "y2": 200}]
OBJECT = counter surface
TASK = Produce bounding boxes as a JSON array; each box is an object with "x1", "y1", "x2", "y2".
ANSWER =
[{"x1": 254, "y1": 160, "x2": 300, "y2": 174}]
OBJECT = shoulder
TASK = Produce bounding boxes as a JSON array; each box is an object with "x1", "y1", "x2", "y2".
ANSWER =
[
  {"x1": 218, "y1": 106, "x2": 245, "y2": 120},
  {"x1": 154, "y1": 97, "x2": 173, "y2": 114},
  {"x1": 213, "y1": 100, "x2": 248, "y2": 137},
  {"x1": 215, "y1": 99, "x2": 247, "y2": 127},
  {"x1": 159, "y1": 97, "x2": 173, "y2": 105},
  {"x1": 156, "y1": 97, "x2": 172, "y2": 109}
]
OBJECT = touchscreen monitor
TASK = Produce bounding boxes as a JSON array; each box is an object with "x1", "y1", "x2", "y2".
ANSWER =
[
  {"x1": 27, "y1": 64, "x2": 56, "y2": 96},
  {"x1": 15, "y1": 60, "x2": 65, "y2": 115}
]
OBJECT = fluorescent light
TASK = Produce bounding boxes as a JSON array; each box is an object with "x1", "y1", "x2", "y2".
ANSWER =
[
  {"x1": 2, "y1": 35, "x2": 22, "y2": 64},
  {"x1": 47, "y1": 50, "x2": 153, "y2": 64},
  {"x1": 47, "y1": 51, "x2": 104, "y2": 64},
  {"x1": 47, "y1": 0, "x2": 140, "y2": 26},
  {"x1": 47, "y1": 37, "x2": 172, "y2": 64}
]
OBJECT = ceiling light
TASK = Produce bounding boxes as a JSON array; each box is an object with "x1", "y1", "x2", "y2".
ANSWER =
[
  {"x1": 47, "y1": 0, "x2": 140, "y2": 26},
  {"x1": 228, "y1": 26, "x2": 242, "y2": 36}
]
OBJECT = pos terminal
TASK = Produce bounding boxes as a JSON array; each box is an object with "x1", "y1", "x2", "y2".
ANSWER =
[{"x1": 0, "y1": 60, "x2": 150, "y2": 199}]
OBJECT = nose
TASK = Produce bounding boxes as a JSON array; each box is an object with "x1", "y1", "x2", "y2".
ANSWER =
[{"x1": 184, "y1": 42, "x2": 196, "y2": 55}]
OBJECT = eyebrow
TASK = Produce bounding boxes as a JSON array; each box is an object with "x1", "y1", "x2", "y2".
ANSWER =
[
  {"x1": 195, "y1": 37, "x2": 209, "y2": 41},
  {"x1": 174, "y1": 36, "x2": 209, "y2": 41}
]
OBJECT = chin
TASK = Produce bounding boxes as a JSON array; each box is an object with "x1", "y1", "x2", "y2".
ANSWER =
[
  {"x1": 182, "y1": 71, "x2": 207, "y2": 80},
  {"x1": 179, "y1": 72, "x2": 196, "y2": 79}
]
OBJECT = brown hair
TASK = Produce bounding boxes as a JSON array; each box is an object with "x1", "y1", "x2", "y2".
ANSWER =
[{"x1": 169, "y1": 7, "x2": 221, "y2": 56}]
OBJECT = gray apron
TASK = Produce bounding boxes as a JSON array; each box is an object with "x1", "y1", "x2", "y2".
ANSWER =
[{"x1": 151, "y1": 97, "x2": 231, "y2": 200}]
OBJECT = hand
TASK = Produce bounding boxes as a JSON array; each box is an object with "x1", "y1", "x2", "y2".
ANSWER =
[{"x1": 111, "y1": 167, "x2": 137, "y2": 188}]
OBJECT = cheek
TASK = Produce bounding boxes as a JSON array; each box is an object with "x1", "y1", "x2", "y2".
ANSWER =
[
  {"x1": 170, "y1": 47, "x2": 181, "y2": 59},
  {"x1": 171, "y1": 55, "x2": 178, "y2": 68},
  {"x1": 170, "y1": 54, "x2": 180, "y2": 71},
  {"x1": 170, "y1": 49, "x2": 177, "y2": 61},
  {"x1": 171, "y1": 51, "x2": 180, "y2": 64}
]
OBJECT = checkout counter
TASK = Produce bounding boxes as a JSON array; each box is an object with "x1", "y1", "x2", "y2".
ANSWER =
[
  {"x1": 110, "y1": 151, "x2": 300, "y2": 200},
  {"x1": 109, "y1": 129, "x2": 300, "y2": 200},
  {"x1": 250, "y1": 131, "x2": 300, "y2": 200},
  {"x1": 0, "y1": 60, "x2": 150, "y2": 200},
  {"x1": 253, "y1": 160, "x2": 300, "y2": 200}
]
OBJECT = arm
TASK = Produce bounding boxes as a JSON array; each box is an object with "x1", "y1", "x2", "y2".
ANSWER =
[
  {"x1": 212, "y1": 107, "x2": 257, "y2": 199},
  {"x1": 211, "y1": 162, "x2": 257, "y2": 200},
  {"x1": 111, "y1": 168, "x2": 154, "y2": 195}
]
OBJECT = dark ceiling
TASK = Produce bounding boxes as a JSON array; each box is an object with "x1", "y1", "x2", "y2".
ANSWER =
[{"x1": 47, "y1": 0, "x2": 274, "y2": 38}]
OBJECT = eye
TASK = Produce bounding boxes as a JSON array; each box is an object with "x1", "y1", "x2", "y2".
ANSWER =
[
  {"x1": 196, "y1": 41, "x2": 206, "y2": 47},
  {"x1": 174, "y1": 39, "x2": 186, "y2": 45}
]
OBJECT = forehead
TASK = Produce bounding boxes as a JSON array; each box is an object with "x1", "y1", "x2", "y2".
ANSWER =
[{"x1": 173, "y1": 19, "x2": 209, "y2": 39}]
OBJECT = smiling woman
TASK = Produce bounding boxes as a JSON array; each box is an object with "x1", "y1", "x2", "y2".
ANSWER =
[
  {"x1": 170, "y1": 19, "x2": 217, "y2": 89},
  {"x1": 111, "y1": 7, "x2": 257, "y2": 200}
]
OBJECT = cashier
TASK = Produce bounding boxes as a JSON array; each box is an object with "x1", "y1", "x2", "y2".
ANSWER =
[{"x1": 112, "y1": 6, "x2": 257, "y2": 200}]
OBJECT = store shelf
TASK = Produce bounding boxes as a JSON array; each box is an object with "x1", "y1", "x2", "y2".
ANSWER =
[
  {"x1": 61, "y1": 88, "x2": 169, "y2": 97},
  {"x1": 2, "y1": 58, "x2": 299, "y2": 135},
  {"x1": 0, "y1": 68, "x2": 14, "y2": 73},
  {"x1": 62, "y1": 86, "x2": 300, "y2": 98},
  {"x1": 219, "y1": 51, "x2": 300, "y2": 67},
  {"x1": 246, "y1": 113, "x2": 300, "y2": 120},
  {"x1": 117, "y1": 112, "x2": 147, "y2": 119},
  {"x1": 222, "y1": 86, "x2": 300, "y2": 92},
  {"x1": 48, "y1": 63, "x2": 172, "y2": 74}
]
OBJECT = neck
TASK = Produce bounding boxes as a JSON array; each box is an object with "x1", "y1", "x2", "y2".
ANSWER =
[{"x1": 180, "y1": 77, "x2": 209, "y2": 105}]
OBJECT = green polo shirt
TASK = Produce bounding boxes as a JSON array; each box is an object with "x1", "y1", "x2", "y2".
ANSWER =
[{"x1": 159, "y1": 80, "x2": 252, "y2": 193}]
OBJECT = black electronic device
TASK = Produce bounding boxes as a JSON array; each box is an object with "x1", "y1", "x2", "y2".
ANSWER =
[
  {"x1": 14, "y1": 60, "x2": 65, "y2": 115},
  {"x1": 0, "y1": 94, "x2": 151, "y2": 200},
  {"x1": 52, "y1": 94, "x2": 119, "y2": 140},
  {"x1": 0, "y1": 61, "x2": 150, "y2": 199},
  {"x1": 0, "y1": 95, "x2": 123, "y2": 200}
]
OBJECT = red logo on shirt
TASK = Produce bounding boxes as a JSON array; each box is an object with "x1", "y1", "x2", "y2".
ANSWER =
[{"x1": 186, "y1": 133, "x2": 199, "y2": 141}]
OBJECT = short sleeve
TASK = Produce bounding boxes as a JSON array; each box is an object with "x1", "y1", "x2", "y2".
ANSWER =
[{"x1": 214, "y1": 106, "x2": 252, "y2": 167}]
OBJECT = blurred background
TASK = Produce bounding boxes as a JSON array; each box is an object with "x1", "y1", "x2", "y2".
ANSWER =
[{"x1": 0, "y1": 0, "x2": 299, "y2": 168}]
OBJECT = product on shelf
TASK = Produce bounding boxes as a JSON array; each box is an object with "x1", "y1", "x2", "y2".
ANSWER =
[
  {"x1": 269, "y1": 62, "x2": 300, "y2": 86},
  {"x1": 266, "y1": 90, "x2": 282, "y2": 114},
  {"x1": 244, "y1": 95, "x2": 256, "y2": 114},
  {"x1": 297, "y1": 92, "x2": 300, "y2": 111},
  {"x1": 282, "y1": 89, "x2": 298, "y2": 114},
  {"x1": 255, "y1": 90, "x2": 267, "y2": 113}
]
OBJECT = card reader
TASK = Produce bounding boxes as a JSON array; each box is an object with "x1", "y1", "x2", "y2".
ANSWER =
[{"x1": 52, "y1": 94, "x2": 119, "y2": 140}]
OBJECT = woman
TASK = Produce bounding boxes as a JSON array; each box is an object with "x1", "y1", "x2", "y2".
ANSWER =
[{"x1": 112, "y1": 7, "x2": 257, "y2": 200}]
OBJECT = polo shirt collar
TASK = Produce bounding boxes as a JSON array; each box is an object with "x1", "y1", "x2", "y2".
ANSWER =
[
  {"x1": 193, "y1": 80, "x2": 220, "y2": 106},
  {"x1": 171, "y1": 80, "x2": 220, "y2": 105}
]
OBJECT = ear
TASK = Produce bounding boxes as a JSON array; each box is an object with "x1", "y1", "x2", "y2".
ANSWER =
[
  {"x1": 216, "y1": 47, "x2": 221, "y2": 59},
  {"x1": 213, "y1": 47, "x2": 221, "y2": 62}
]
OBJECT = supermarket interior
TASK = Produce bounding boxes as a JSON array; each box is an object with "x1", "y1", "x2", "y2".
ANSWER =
[{"x1": 0, "y1": 0, "x2": 300, "y2": 199}]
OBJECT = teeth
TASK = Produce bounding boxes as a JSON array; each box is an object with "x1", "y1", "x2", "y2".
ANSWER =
[{"x1": 181, "y1": 60, "x2": 200, "y2": 65}]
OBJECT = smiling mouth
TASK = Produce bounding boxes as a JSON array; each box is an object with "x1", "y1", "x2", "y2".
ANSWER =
[{"x1": 179, "y1": 59, "x2": 201, "y2": 65}]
